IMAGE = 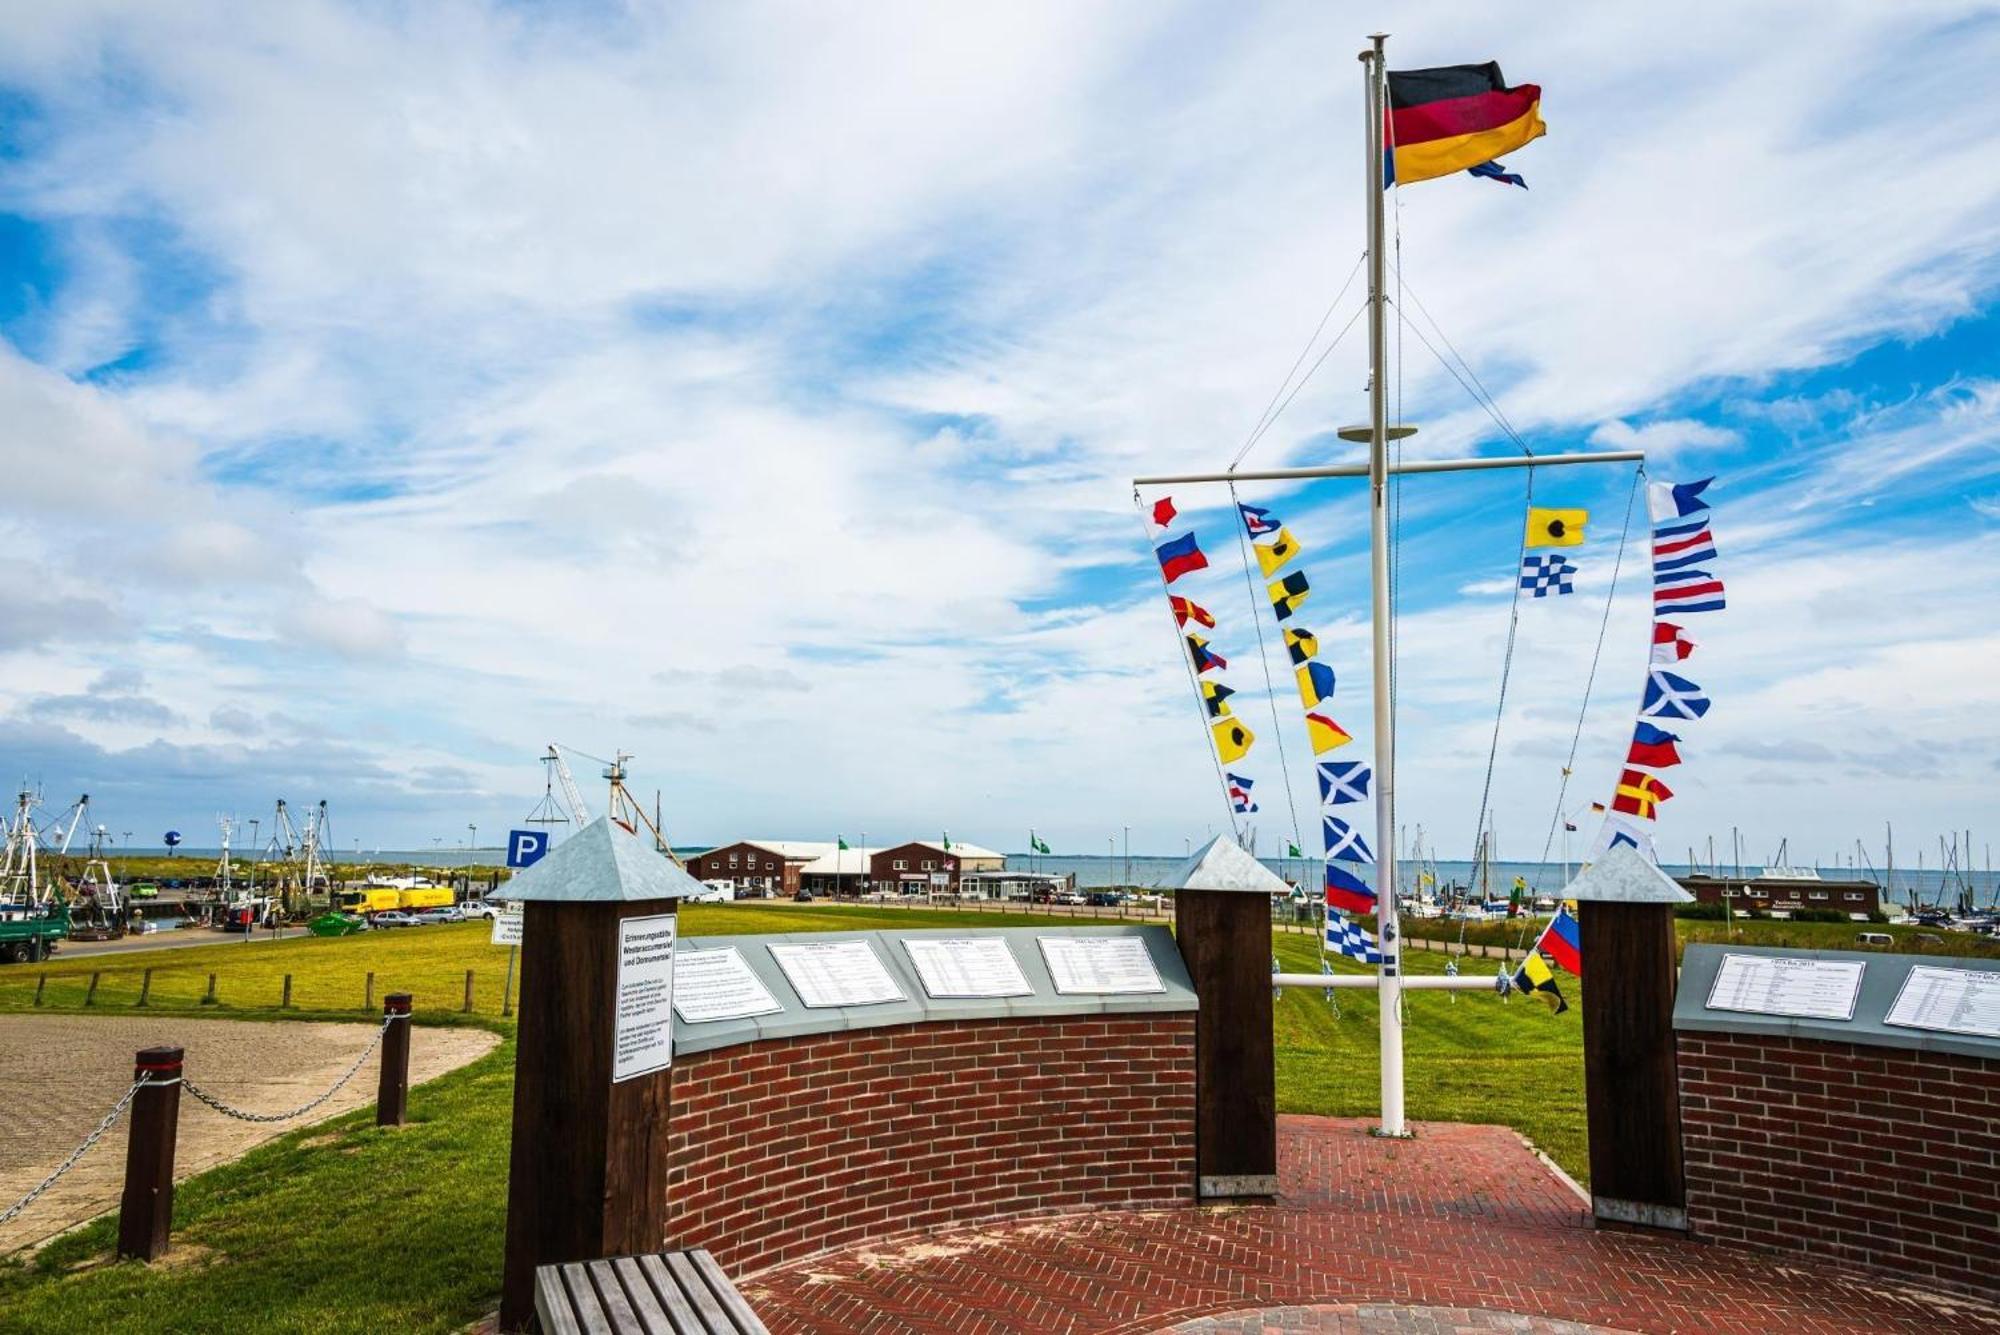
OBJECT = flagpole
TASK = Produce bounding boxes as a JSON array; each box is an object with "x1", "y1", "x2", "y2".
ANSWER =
[{"x1": 1363, "y1": 32, "x2": 1409, "y2": 1139}]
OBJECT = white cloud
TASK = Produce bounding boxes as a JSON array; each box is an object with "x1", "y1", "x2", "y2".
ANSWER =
[{"x1": 1589, "y1": 419, "x2": 1739, "y2": 460}]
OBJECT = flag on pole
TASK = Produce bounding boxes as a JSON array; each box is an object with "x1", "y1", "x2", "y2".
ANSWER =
[
  {"x1": 1651, "y1": 622, "x2": 1697, "y2": 664},
  {"x1": 1201, "y1": 680, "x2": 1236, "y2": 717},
  {"x1": 1467, "y1": 159, "x2": 1526, "y2": 187},
  {"x1": 1519, "y1": 553, "x2": 1577, "y2": 597},
  {"x1": 1305, "y1": 713, "x2": 1353, "y2": 754},
  {"x1": 1031, "y1": 832, "x2": 1052, "y2": 855},
  {"x1": 1641, "y1": 670, "x2": 1711, "y2": 719},
  {"x1": 1287, "y1": 840, "x2": 1304, "y2": 859},
  {"x1": 1295, "y1": 660, "x2": 1337, "y2": 709},
  {"x1": 1325, "y1": 913, "x2": 1384, "y2": 963},
  {"x1": 1540, "y1": 905, "x2": 1582, "y2": 975},
  {"x1": 1186, "y1": 634, "x2": 1228, "y2": 674},
  {"x1": 1590, "y1": 811, "x2": 1658, "y2": 862},
  {"x1": 1213, "y1": 718, "x2": 1255, "y2": 763},
  {"x1": 1267, "y1": 571, "x2": 1311, "y2": 619},
  {"x1": 1254, "y1": 527, "x2": 1301, "y2": 577},
  {"x1": 1324, "y1": 863, "x2": 1377, "y2": 914},
  {"x1": 1323, "y1": 816, "x2": 1373, "y2": 864},
  {"x1": 1151, "y1": 496, "x2": 1178, "y2": 529},
  {"x1": 1284, "y1": 628, "x2": 1319, "y2": 664},
  {"x1": 1627, "y1": 721, "x2": 1683, "y2": 769},
  {"x1": 1169, "y1": 595, "x2": 1216, "y2": 629},
  {"x1": 1613, "y1": 768, "x2": 1674, "y2": 820},
  {"x1": 1525, "y1": 507, "x2": 1588, "y2": 548},
  {"x1": 1654, "y1": 577, "x2": 1726, "y2": 615},
  {"x1": 1385, "y1": 63, "x2": 1546, "y2": 189},
  {"x1": 837, "y1": 836, "x2": 850, "y2": 850},
  {"x1": 1316, "y1": 761, "x2": 1372, "y2": 805},
  {"x1": 1513, "y1": 950, "x2": 1568, "y2": 1013},
  {"x1": 1239, "y1": 503, "x2": 1281, "y2": 536},
  {"x1": 1155, "y1": 532, "x2": 1209, "y2": 583},
  {"x1": 1654, "y1": 527, "x2": 1717, "y2": 572},
  {"x1": 1226, "y1": 773, "x2": 1259, "y2": 814},
  {"x1": 1647, "y1": 477, "x2": 1714, "y2": 524}
]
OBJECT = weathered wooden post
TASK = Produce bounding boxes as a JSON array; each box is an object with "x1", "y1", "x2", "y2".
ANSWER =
[
  {"x1": 1564, "y1": 845, "x2": 1694, "y2": 1231},
  {"x1": 1169, "y1": 836, "x2": 1287, "y2": 1200},
  {"x1": 376, "y1": 993, "x2": 413, "y2": 1127},
  {"x1": 364, "y1": 971, "x2": 376, "y2": 1011},
  {"x1": 118, "y1": 1046, "x2": 184, "y2": 1260},
  {"x1": 498, "y1": 817, "x2": 702, "y2": 1330}
]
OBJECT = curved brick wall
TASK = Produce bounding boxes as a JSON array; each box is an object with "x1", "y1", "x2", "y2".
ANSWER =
[
  {"x1": 665, "y1": 1013, "x2": 1196, "y2": 1277},
  {"x1": 1679, "y1": 1031, "x2": 2000, "y2": 1302}
]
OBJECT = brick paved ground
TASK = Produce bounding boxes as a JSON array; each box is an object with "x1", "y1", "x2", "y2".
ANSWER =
[
  {"x1": 1163, "y1": 1304, "x2": 1608, "y2": 1333},
  {"x1": 740, "y1": 1115, "x2": 2000, "y2": 1334}
]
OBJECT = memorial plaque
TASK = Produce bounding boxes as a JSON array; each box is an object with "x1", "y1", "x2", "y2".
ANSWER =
[
  {"x1": 612, "y1": 914, "x2": 676, "y2": 1083},
  {"x1": 768, "y1": 939, "x2": 906, "y2": 1008},
  {"x1": 490, "y1": 906, "x2": 523, "y2": 946},
  {"x1": 672, "y1": 945, "x2": 784, "y2": 1024},
  {"x1": 1885, "y1": 965, "x2": 2000, "y2": 1040},
  {"x1": 1705, "y1": 953, "x2": 1863, "y2": 1021},
  {"x1": 1039, "y1": 935, "x2": 1165, "y2": 995},
  {"x1": 903, "y1": 937, "x2": 1032, "y2": 999}
]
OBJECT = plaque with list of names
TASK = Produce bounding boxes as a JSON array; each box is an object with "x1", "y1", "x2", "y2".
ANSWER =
[
  {"x1": 612, "y1": 914, "x2": 677, "y2": 1084},
  {"x1": 767, "y1": 939, "x2": 907, "y2": 1008},
  {"x1": 1705, "y1": 953, "x2": 1865, "y2": 1022},
  {"x1": 672, "y1": 946, "x2": 784, "y2": 1024},
  {"x1": 1885, "y1": 965, "x2": 2000, "y2": 1040},
  {"x1": 902, "y1": 937, "x2": 1033, "y2": 999},
  {"x1": 1038, "y1": 935, "x2": 1165, "y2": 996}
]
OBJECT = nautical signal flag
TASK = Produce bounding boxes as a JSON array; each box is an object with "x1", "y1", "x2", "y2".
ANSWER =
[
  {"x1": 1513, "y1": 950, "x2": 1568, "y2": 1013},
  {"x1": 1525, "y1": 507, "x2": 1588, "y2": 548},
  {"x1": 1324, "y1": 815, "x2": 1373, "y2": 864},
  {"x1": 1325, "y1": 913, "x2": 1383, "y2": 964},
  {"x1": 1654, "y1": 523, "x2": 1717, "y2": 572},
  {"x1": 1642, "y1": 669, "x2": 1711, "y2": 720},
  {"x1": 1467, "y1": 159, "x2": 1526, "y2": 188},
  {"x1": 1648, "y1": 476, "x2": 1714, "y2": 524},
  {"x1": 1627, "y1": 721, "x2": 1683, "y2": 769},
  {"x1": 1652, "y1": 622, "x2": 1697, "y2": 664},
  {"x1": 1295, "y1": 660, "x2": 1337, "y2": 709},
  {"x1": 1151, "y1": 496, "x2": 1178, "y2": 529},
  {"x1": 1612, "y1": 768, "x2": 1674, "y2": 820},
  {"x1": 1305, "y1": 712, "x2": 1352, "y2": 754},
  {"x1": 1156, "y1": 532, "x2": 1208, "y2": 583},
  {"x1": 1285, "y1": 628, "x2": 1319, "y2": 664},
  {"x1": 1592, "y1": 812, "x2": 1657, "y2": 862},
  {"x1": 1213, "y1": 717, "x2": 1254, "y2": 763},
  {"x1": 1541, "y1": 905, "x2": 1582, "y2": 976},
  {"x1": 1325, "y1": 863, "x2": 1377, "y2": 915},
  {"x1": 1317, "y1": 761, "x2": 1372, "y2": 805},
  {"x1": 1267, "y1": 570, "x2": 1311, "y2": 620},
  {"x1": 1201, "y1": 680, "x2": 1236, "y2": 718},
  {"x1": 1226, "y1": 772, "x2": 1259, "y2": 814},
  {"x1": 1519, "y1": 553, "x2": 1577, "y2": 597},
  {"x1": 1255, "y1": 527, "x2": 1301, "y2": 577},
  {"x1": 1186, "y1": 634, "x2": 1227, "y2": 674},
  {"x1": 1239, "y1": 502, "x2": 1281, "y2": 537},
  {"x1": 1385, "y1": 62, "x2": 1545, "y2": 189},
  {"x1": 1654, "y1": 577, "x2": 1726, "y2": 615},
  {"x1": 1170, "y1": 595, "x2": 1216, "y2": 629}
]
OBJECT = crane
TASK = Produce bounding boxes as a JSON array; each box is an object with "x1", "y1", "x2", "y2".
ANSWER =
[{"x1": 537, "y1": 744, "x2": 684, "y2": 867}]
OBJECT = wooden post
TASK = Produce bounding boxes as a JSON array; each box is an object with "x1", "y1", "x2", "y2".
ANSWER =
[
  {"x1": 1177, "y1": 888, "x2": 1276, "y2": 1199},
  {"x1": 203, "y1": 973, "x2": 217, "y2": 1006},
  {"x1": 33, "y1": 975, "x2": 46, "y2": 1007},
  {"x1": 84, "y1": 972, "x2": 100, "y2": 1006},
  {"x1": 281, "y1": 974, "x2": 293, "y2": 1010},
  {"x1": 364, "y1": 971, "x2": 375, "y2": 1012},
  {"x1": 501, "y1": 947, "x2": 516, "y2": 1018},
  {"x1": 137, "y1": 968, "x2": 153, "y2": 1008},
  {"x1": 500, "y1": 897, "x2": 680, "y2": 1329},
  {"x1": 118, "y1": 1046, "x2": 184, "y2": 1261},
  {"x1": 1579, "y1": 899, "x2": 1688, "y2": 1231},
  {"x1": 376, "y1": 993, "x2": 413, "y2": 1127},
  {"x1": 463, "y1": 969, "x2": 475, "y2": 1014}
]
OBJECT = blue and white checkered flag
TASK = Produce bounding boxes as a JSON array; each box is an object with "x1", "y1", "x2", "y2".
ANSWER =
[
  {"x1": 1324, "y1": 912, "x2": 1383, "y2": 964},
  {"x1": 1519, "y1": 553, "x2": 1577, "y2": 597}
]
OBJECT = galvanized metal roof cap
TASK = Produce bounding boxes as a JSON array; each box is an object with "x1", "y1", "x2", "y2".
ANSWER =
[
  {"x1": 1562, "y1": 844, "x2": 1693, "y2": 903},
  {"x1": 505, "y1": 816, "x2": 707, "y2": 903},
  {"x1": 1169, "y1": 834, "x2": 1293, "y2": 895}
]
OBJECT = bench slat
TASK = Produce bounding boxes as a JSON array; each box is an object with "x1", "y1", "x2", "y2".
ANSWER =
[
  {"x1": 637, "y1": 1252, "x2": 708, "y2": 1335},
  {"x1": 561, "y1": 1261, "x2": 615, "y2": 1335},
  {"x1": 536, "y1": 1266, "x2": 586, "y2": 1335},
  {"x1": 689, "y1": 1249, "x2": 770, "y2": 1335},
  {"x1": 608, "y1": 1256, "x2": 675, "y2": 1335},
  {"x1": 663, "y1": 1250, "x2": 733, "y2": 1334},
  {"x1": 585, "y1": 1259, "x2": 644, "y2": 1334}
]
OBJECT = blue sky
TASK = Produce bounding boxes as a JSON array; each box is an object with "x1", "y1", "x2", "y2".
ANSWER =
[{"x1": 1, "y1": 2, "x2": 1997, "y2": 864}]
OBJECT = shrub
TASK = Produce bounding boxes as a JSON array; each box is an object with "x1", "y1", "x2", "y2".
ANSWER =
[{"x1": 1674, "y1": 902, "x2": 1728, "y2": 920}]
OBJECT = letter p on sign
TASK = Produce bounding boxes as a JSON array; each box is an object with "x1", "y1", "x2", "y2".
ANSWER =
[{"x1": 506, "y1": 829, "x2": 550, "y2": 869}]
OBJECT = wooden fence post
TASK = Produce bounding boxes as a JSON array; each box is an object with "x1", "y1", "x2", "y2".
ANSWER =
[
  {"x1": 463, "y1": 969, "x2": 475, "y2": 1014},
  {"x1": 33, "y1": 975, "x2": 46, "y2": 1007},
  {"x1": 281, "y1": 974, "x2": 293, "y2": 1010},
  {"x1": 377, "y1": 993, "x2": 412, "y2": 1127},
  {"x1": 364, "y1": 971, "x2": 375, "y2": 1012},
  {"x1": 136, "y1": 968, "x2": 153, "y2": 1008},
  {"x1": 118, "y1": 1046, "x2": 184, "y2": 1261},
  {"x1": 203, "y1": 973, "x2": 217, "y2": 1006},
  {"x1": 84, "y1": 972, "x2": 100, "y2": 1006}
]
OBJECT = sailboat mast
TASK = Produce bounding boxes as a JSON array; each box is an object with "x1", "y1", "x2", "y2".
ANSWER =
[{"x1": 1361, "y1": 31, "x2": 1407, "y2": 1138}]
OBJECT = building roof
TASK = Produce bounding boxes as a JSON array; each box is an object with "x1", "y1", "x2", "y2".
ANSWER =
[
  {"x1": 906, "y1": 840, "x2": 1005, "y2": 861},
  {"x1": 1168, "y1": 834, "x2": 1291, "y2": 895},
  {"x1": 737, "y1": 840, "x2": 839, "y2": 860},
  {"x1": 795, "y1": 848, "x2": 885, "y2": 876},
  {"x1": 1561, "y1": 845, "x2": 1692, "y2": 904}
]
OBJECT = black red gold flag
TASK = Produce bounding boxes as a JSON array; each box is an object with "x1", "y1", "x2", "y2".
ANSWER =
[{"x1": 1387, "y1": 62, "x2": 1544, "y2": 187}]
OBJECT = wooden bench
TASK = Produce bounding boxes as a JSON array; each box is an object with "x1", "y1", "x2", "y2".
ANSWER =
[{"x1": 534, "y1": 1248, "x2": 768, "y2": 1334}]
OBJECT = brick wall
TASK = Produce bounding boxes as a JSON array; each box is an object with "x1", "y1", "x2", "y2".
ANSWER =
[
  {"x1": 1678, "y1": 1030, "x2": 2000, "y2": 1301},
  {"x1": 666, "y1": 1014, "x2": 1197, "y2": 1277}
]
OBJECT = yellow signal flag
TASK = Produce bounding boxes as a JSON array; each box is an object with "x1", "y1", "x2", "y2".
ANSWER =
[
  {"x1": 1254, "y1": 526, "x2": 1301, "y2": 577},
  {"x1": 1267, "y1": 571, "x2": 1310, "y2": 620},
  {"x1": 1525, "y1": 507, "x2": 1588, "y2": 548},
  {"x1": 1284, "y1": 627, "x2": 1318, "y2": 665},
  {"x1": 1304, "y1": 712, "x2": 1352, "y2": 755},
  {"x1": 1212, "y1": 717, "x2": 1255, "y2": 763}
]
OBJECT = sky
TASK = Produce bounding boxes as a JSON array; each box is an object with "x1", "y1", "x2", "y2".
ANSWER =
[{"x1": 1, "y1": 2, "x2": 1998, "y2": 866}]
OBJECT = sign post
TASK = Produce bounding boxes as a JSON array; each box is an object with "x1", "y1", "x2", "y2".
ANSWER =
[
  {"x1": 498, "y1": 817, "x2": 705, "y2": 1331},
  {"x1": 495, "y1": 831, "x2": 544, "y2": 1022}
]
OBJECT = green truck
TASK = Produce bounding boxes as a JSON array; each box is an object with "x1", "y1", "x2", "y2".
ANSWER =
[{"x1": 0, "y1": 900, "x2": 70, "y2": 964}]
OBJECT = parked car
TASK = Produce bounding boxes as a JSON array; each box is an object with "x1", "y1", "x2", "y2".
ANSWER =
[
  {"x1": 372, "y1": 911, "x2": 422, "y2": 928},
  {"x1": 1055, "y1": 891, "x2": 1088, "y2": 906},
  {"x1": 414, "y1": 906, "x2": 465, "y2": 924},
  {"x1": 457, "y1": 901, "x2": 501, "y2": 919},
  {"x1": 794, "y1": 888, "x2": 815, "y2": 903},
  {"x1": 1086, "y1": 891, "x2": 1126, "y2": 908}
]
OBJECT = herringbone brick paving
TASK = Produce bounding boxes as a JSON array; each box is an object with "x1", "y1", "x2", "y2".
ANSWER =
[{"x1": 740, "y1": 1115, "x2": 2000, "y2": 1334}]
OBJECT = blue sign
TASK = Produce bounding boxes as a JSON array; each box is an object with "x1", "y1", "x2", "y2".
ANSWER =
[{"x1": 505, "y1": 829, "x2": 550, "y2": 869}]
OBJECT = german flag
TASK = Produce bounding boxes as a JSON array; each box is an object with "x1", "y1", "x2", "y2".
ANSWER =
[{"x1": 1387, "y1": 62, "x2": 1544, "y2": 187}]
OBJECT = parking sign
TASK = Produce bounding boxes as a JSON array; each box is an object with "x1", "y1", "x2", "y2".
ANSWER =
[{"x1": 506, "y1": 828, "x2": 550, "y2": 869}]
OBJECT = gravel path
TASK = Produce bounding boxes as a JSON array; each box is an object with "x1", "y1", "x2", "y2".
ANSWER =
[{"x1": 0, "y1": 1015, "x2": 498, "y2": 1252}]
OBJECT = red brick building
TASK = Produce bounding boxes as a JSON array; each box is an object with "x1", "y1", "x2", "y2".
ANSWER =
[
  {"x1": 683, "y1": 840, "x2": 834, "y2": 897},
  {"x1": 869, "y1": 840, "x2": 1004, "y2": 893},
  {"x1": 1678, "y1": 872, "x2": 1881, "y2": 919}
]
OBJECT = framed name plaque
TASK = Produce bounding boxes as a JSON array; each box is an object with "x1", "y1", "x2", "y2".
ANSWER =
[
  {"x1": 768, "y1": 939, "x2": 906, "y2": 1008},
  {"x1": 1884, "y1": 965, "x2": 2000, "y2": 1040},
  {"x1": 672, "y1": 946, "x2": 784, "y2": 1024},
  {"x1": 1038, "y1": 935, "x2": 1165, "y2": 996},
  {"x1": 1705, "y1": 953, "x2": 1864, "y2": 1022},
  {"x1": 902, "y1": 937, "x2": 1033, "y2": 999}
]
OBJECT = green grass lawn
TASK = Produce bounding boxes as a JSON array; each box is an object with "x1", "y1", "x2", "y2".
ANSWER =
[{"x1": 0, "y1": 903, "x2": 1573, "y2": 1332}]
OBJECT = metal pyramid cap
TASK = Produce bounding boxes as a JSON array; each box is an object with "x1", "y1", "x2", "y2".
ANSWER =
[
  {"x1": 504, "y1": 816, "x2": 707, "y2": 903},
  {"x1": 1169, "y1": 834, "x2": 1293, "y2": 895},
  {"x1": 1561, "y1": 843, "x2": 1692, "y2": 904}
]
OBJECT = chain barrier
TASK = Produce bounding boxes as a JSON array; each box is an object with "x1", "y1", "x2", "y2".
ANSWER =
[
  {"x1": 0, "y1": 1076, "x2": 158, "y2": 1228},
  {"x1": 181, "y1": 1013, "x2": 398, "y2": 1125}
]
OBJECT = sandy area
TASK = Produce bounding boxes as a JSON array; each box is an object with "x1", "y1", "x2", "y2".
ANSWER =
[{"x1": 0, "y1": 1015, "x2": 498, "y2": 1252}]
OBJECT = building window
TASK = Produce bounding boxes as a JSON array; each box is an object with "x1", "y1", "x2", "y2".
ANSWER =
[
  {"x1": 1809, "y1": 891, "x2": 1828, "y2": 901},
  {"x1": 766, "y1": 860, "x2": 776, "y2": 870},
  {"x1": 729, "y1": 854, "x2": 739, "y2": 867},
  {"x1": 923, "y1": 860, "x2": 934, "y2": 871},
  {"x1": 1844, "y1": 892, "x2": 1863, "y2": 901},
  {"x1": 893, "y1": 860, "x2": 907, "y2": 871}
]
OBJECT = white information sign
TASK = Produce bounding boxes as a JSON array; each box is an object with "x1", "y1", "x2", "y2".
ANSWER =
[
  {"x1": 1038, "y1": 935, "x2": 1164, "y2": 996},
  {"x1": 902, "y1": 937, "x2": 1032, "y2": 999},
  {"x1": 613, "y1": 914, "x2": 677, "y2": 1083},
  {"x1": 1885, "y1": 966, "x2": 2000, "y2": 1040},
  {"x1": 490, "y1": 907, "x2": 523, "y2": 947},
  {"x1": 672, "y1": 946, "x2": 784, "y2": 1024},
  {"x1": 1705, "y1": 953, "x2": 1864, "y2": 1022},
  {"x1": 768, "y1": 940, "x2": 906, "y2": 1009}
]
